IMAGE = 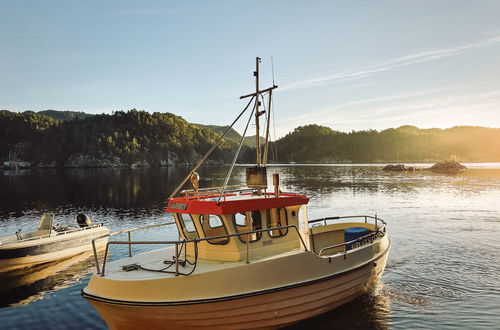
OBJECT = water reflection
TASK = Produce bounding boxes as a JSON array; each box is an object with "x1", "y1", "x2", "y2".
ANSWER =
[
  {"x1": 1, "y1": 165, "x2": 500, "y2": 328},
  {"x1": 285, "y1": 284, "x2": 391, "y2": 330},
  {"x1": 4, "y1": 166, "x2": 500, "y2": 220},
  {"x1": 0, "y1": 166, "x2": 247, "y2": 220},
  {"x1": 0, "y1": 251, "x2": 98, "y2": 307}
]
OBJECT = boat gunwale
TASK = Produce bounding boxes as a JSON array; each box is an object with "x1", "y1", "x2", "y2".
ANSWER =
[
  {"x1": 81, "y1": 240, "x2": 391, "y2": 307},
  {"x1": 0, "y1": 224, "x2": 109, "y2": 248}
]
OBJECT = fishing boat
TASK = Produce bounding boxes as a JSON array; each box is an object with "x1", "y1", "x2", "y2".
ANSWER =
[
  {"x1": 0, "y1": 213, "x2": 109, "y2": 273},
  {"x1": 82, "y1": 58, "x2": 390, "y2": 329}
]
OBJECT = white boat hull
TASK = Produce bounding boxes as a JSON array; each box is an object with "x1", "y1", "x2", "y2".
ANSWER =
[
  {"x1": 0, "y1": 226, "x2": 109, "y2": 273},
  {"x1": 84, "y1": 247, "x2": 389, "y2": 329}
]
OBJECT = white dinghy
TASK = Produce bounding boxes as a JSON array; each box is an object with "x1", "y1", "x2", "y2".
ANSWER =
[{"x1": 0, "y1": 213, "x2": 109, "y2": 273}]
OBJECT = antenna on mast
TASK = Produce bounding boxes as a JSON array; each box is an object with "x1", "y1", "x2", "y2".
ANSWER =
[
  {"x1": 239, "y1": 57, "x2": 278, "y2": 189},
  {"x1": 271, "y1": 55, "x2": 275, "y2": 85},
  {"x1": 255, "y1": 57, "x2": 262, "y2": 166}
]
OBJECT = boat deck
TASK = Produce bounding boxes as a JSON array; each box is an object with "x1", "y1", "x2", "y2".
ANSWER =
[{"x1": 100, "y1": 245, "x2": 304, "y2": 280}]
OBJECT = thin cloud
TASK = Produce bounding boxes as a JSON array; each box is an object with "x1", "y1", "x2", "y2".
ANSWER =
[
  {"x1": 285, "y1": 87, "x2": 446, "y2": 124},
  {"x1": 280, "y1": 35, "x2": 500, "y2": 92},
  {"x1": 325, "y1": 88, "x2": 447, "y2": 109},
  {"x1": 0, "y1": 32, "x2": 63, "y2": 37},
  {"x1": 107, "y1": 2, "x2": 247, "y2": 17},
  {"x1": 274, "y1": 88, "x2": 500, "y2": 136},
  {"x1": 281, "y1": 89, "x2": 500, "y2": 132},
  {"x1": 107, "y1": 9, "x2": 177, "y2": 16}
]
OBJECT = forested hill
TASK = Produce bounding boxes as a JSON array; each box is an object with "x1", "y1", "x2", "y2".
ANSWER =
[
  {"x1": 38, "y1": 110, "x2": 92, "y2": 121},
  {"x1": 193, "y1": 124, "x2": 263, "y2": 148},
  {"x1": 193, "y1": 124, "x2": 241, "y2": 145},
  {"x1": 0, "y1": 110, "x2": 233, "y2": 167},
  {"x1": 272, "y1": 124, "x2": 500, "y2": 163},
  {"x1": 2, "y1": 109, "x2": 500, "y2": 167}
]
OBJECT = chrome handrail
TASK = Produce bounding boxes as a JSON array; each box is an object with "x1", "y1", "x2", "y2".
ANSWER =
[
  {"x1": 177, "y1": 187, "x2": 305, "y2": 200},
  {"x1": 92, "y1": 223, "x2": 308, "y2": 277},
  {"x1": 180, "y1": 186, "x2": 258, "y2": 199},
  {"x1": 318, "y1": 230, "x2": 384, "y2": 256},
  {"x1": 309, "y1": 215, "x2": 387, "y2": 227},
  {"x1": 15, "y1": 223, "x2": 105, "y2": 242},
  {"x1": 308, "y1": 215, "x2": 387, "y2": 256},
  {"x1": 91, "y1": 221, "x2": 177, "y2": 275},
  {"x1": 91, "y1": 215, "x2": 387, "y2": 275}
]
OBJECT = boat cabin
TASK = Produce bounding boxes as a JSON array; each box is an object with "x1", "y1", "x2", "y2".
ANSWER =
[{"x1": 166, "y1": 190, "x2": 310, "y2": 262}]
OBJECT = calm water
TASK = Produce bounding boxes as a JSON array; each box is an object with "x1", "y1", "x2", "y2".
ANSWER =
[{"x1": 1, "y1": 164, "x2": 500, "y2": 329}]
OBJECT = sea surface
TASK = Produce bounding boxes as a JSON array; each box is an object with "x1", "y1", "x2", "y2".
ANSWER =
[{"x1": 1, "y1": 164, "x2": 500, "y2": 329}]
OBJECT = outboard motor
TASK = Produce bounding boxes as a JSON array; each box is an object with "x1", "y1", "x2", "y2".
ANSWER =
[{"x1": 76, "y1": 213, "x2": 93, "y2": 228}]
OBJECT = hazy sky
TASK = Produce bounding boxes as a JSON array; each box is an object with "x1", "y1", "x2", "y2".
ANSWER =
[{"x1": 1, "y1": 1, "x2": 500, "y2": 137}]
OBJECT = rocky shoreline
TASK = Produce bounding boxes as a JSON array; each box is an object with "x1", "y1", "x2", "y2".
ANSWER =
[
  {"x1": 2, "y1": 151, "x2": 225, "y2": 169},
  {"x1": 0, "y1": 159, "x2": 471, "y2": 171},
  {"x1": 383, "y1": 161, "x2": 467, "y2": 173}
]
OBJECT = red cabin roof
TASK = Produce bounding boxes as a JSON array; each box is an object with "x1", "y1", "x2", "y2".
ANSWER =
[{"x1": 166, "y1": 192, "x2": 309, "y2": 215}]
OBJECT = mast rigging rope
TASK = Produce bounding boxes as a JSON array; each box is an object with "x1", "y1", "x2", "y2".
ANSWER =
[{"x1": 167, "y1": 96, "x2": 255, "y2": 200}]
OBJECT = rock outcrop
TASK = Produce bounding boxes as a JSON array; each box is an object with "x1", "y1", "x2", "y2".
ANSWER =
[
  {"x1": 64, "y1": 153, "x2": 123, "y2": 168},
  {"x1": 429, "y1": 161, "x2": 467, "y2": 173},
  {"x1": 383, "y1": 164, "x2": 418, "y2": 171},
  {"x1": 130, "y1": 160, "x2": 150, "y2": 169}
]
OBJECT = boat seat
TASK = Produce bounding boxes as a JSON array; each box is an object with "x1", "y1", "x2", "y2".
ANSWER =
[{"x1": 38, "y1": 213, "x2": 54, "y2": 235}]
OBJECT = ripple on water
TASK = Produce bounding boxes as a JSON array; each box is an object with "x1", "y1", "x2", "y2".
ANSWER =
[
  {"x1": 1, "y1": 166, "x2": 500, "y2": 329},
  {"x1": 383, "y1": 279, "x2": 466, "y2": 306}
]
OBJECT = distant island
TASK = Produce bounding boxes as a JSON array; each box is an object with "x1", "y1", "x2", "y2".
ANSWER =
[{"x1": 1, "y1": 109, "x2": 499, "y2": 168}]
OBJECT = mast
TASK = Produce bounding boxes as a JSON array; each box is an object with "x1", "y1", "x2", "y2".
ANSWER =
[
  {"x1": 239, "y1": 57, "x2": 278, "y2": 189},
  {"x1": 254, "y1": 57, "x2": 261, "y2": 166},
  {"x1": 239, "y1": 57, "x2": 278, "y2": 166},
  {"x1": 262, "y1": 89, "x2": 272, "y2": 166},
  {"x1": 169, "y1": 58, "x2": 277, "y2": 200}
]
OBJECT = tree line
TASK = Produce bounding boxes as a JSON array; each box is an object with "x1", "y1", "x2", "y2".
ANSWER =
[
  {"x1": 270, "y1": 124, "x2": 500, "y2": 163},
  {"x1": 0, "y1": 110, "x2": 233, "y2": 166},
  {"x1": 1, "y1": 109, "x2": 499, "y2": 166}
]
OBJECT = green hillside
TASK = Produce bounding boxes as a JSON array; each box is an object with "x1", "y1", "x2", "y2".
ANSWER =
[
  {"x1": 193, "y1": 124, "x2": 264, "y2": 148},
  {"x1": 194, "y1": 124, "x2": 242, "y2": 145},
  {"x1": 0, "y1": 109, "x2": 232, "y2": 166},
  {"x1": 272, "y1": 124, "x2": 500, "y2": 163},
  {"x1": 38, "y1": 110, "x2": 92, "y2": 121},
  {"x1": 2, "y1": 109, "x2": 500, "y2": 166}
]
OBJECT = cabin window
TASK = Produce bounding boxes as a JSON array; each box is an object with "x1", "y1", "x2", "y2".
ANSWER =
[
  {"x1": 176, "y1": 213, "x2": 198, "y2": 239},
  {"x1": 266, "y1": 208, "x2": 288, "y2": 237},
  {"x1": 233, "y1": 211, "x2": 262, "y2": 243},
  {"x1": 201, "y1": 215, "x2": 230, "y2": 245}
]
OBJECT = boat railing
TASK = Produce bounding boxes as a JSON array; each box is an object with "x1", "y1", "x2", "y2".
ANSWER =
[
  {"x1": 180, "y1": 185, "x2": 256, "y2": 199},
  {"x1": 178, "y1": 186, "x2": 303, "y2": 200},
  {"x1": 308, "y1": 215, "x2": 387, "y2": 256},
  {"x1": 309, "y1": 215, "x2": 387, "y2": 228},
  {"x1": 16, "y1": 223, "x2": 105, "y2": 242},
  {"x1": 91, "y1": 223, "x2": 308, "y2": 277}
]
